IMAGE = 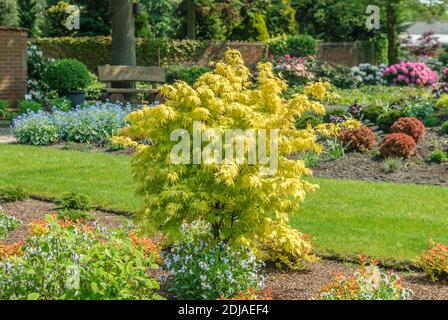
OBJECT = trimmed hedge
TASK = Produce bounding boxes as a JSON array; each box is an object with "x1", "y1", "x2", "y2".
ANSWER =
[{"x1": 33, "y1": 37, "x2": 210, "y2": 72}]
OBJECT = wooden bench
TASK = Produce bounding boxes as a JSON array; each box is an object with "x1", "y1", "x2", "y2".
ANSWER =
[{"x1": 98, "y1": 65, "x2": 166, "y2": 101}]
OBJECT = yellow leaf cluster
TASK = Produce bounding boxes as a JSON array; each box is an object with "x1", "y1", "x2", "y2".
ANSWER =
[{"x1": 116, "y1": 49, "x2": 335, "y2": 261}]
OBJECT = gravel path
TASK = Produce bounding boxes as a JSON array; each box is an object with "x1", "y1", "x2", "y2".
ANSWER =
[{"x1": 0, "y1": 127, "x2": 15, "y2": 144}]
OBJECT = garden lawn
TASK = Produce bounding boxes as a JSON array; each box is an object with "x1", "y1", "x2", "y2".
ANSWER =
[
  {"x1": 1, "y1": 144, "x2": 447, "y2": 261},
  {"x1": 0, "y1": 144, "x2": 140, "y2": 212}
]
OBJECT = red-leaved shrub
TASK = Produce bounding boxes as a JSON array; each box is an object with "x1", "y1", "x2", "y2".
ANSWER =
[
  {"x1": 340, "y1": 126, "x2": 377, "y2": 151},
  {"x1": 379, "y1": 133, "x2": 416, "y2": 158},
  {"x1": 391, "y1": 117, "x2": 426, "y2": 143}
]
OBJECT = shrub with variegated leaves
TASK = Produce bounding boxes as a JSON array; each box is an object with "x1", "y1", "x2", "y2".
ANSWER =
[
  {"x1": 318, "y1": 260, "x2": 412, "y2": 300},
  {"x1": 114, "y1": 49, "x2": 358, "y2": 258},
  {"x1": 414, "y1": 240, "x2": 448, "y2": 282}
]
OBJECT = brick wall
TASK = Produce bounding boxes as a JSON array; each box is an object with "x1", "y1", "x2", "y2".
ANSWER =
[
  {"x1": 316, "y1": 42, "x2": 378, "y2": 67},
  {"x1": 198, "y1": 41, "x2": 268, "y2": 66},
  {"x1": 0, "y1": 27, "x2": 28, "y2": 109}
]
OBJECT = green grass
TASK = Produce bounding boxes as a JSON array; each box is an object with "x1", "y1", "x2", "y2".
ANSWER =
[
  {"x1": 333, "y1": 85, "x2": 432, "y2": 107},
  {"x1": 1, "y1": 144, "x2": 447, "y2": 261},
  {"x1": 291, "y1": 178, "x2": 448, "y2": 261},
  {"x1": 0, "y1": 144, "x2": 140, "y2": 212}
]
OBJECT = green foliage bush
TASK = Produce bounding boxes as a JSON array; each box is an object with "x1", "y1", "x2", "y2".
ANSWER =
[
  {"x1": 228, "y1": 12, "x2": 270, "y2": 42},
  {"x1": 0, "y1": 215, "x2": 162, "y2": 300},
  {"x1": 50, "y1": 97, "x2": 72, "y2": 112},
  {"x1": 429, "y1": 149, "x2": 447, "y2": 164},
  {"x1": 0, "y1": 100, "x2": 8, "y2": 118},
  {"x1": 18, "y1": 0, "x2": 38, "y2": 36},
  {"x1": 34, "y1": 37, "x2": 210, "y2": 72},
  {"x1": 269, "y1": 35, "x2": 316, "y2": 58},
  {"x1": 377, "y1": 110, "x2": 404, "y2": 133},
  {"x1": 435, "y1": 94, "x2": 448, "y2": 112},
  {"x1": 19, "y1": 100, "x2": 41, "y2": 113},
  {"x1": 402, "y1": 100, "x2": 435, "y2": 125},
  {"x1": 56, "y1": 191, "x2": 90, "y2": 211},
  {"x1": 442, "y1": 120, "x2": 448, "y2": 134},
  {"x1": 317, "y1": 64, "x2": 361, "y2": 89},
  {"x1": 163, "y1": 222, "x2": 264, "y2": 300},
  {"x1": 0, "y1": 0, "x2": 18, "y2": 27},
  {"x1": 166, "y1": 65, "x2": 212, "y2": 85},
  {"x1": 44, "y1": 59, "x2": 92, "y2": 93},
  {"x1": 44, "y1": 1, "x2": 74, "y2": 37},
  {"x1": 264, "y1": 0, "x2": 298, "y2": 37},
  {"x1": 295, "y1": 114, "x2": 322, "y2": 129},
  {"x1": 0, "y1": 186, "x2": 28, "y2": 203}
]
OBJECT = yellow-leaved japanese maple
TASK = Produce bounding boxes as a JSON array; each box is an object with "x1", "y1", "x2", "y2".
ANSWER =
[{"x1": 115, "y1": 49, "x2": 351, "y2": 265}]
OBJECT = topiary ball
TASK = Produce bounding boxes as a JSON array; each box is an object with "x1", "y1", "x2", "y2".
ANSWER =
[
  {"x1": 391, "y1": 117, "x2": 426, "y2": 143},
  {"x1": 379, "y1": 133, "x2": 417, "y2": 159},
  {"x1": 340, "y1": 126, "x2": 377, "y2": 152},
  {"x1": 44, "y1": 59, "x2": 92, "y2": 94}
]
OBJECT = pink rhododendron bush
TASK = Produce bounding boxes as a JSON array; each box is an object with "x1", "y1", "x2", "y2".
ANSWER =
[{"x1": 383, "y1": 61, "x2": 438, "y2": 87}]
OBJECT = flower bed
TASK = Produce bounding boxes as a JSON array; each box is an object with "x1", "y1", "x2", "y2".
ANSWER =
[{"x1": 12, "y1": 102, "x2": 132, "y2": 146}]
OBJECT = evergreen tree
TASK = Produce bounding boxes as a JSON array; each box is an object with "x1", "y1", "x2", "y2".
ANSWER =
[
  {"x1": 0, "y1": 0, "x2": 18, "y2": 27},
  {"x1": 18, "y1": 0, "x2": 39, "y2": 36}
]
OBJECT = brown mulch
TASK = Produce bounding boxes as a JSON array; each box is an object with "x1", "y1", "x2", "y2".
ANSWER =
[
  {"x1": 314, "y1": 128, "x2": 448, "y2": 186},
  {"x1": 0, "y1": 199, "x2": 127, "y2": 244},
  {"x1": 2, "y1": 199, "x2": 448, "y2": 300},
  {"x1": 266, "y1": 260, "x2": 448, "y2": 300}
]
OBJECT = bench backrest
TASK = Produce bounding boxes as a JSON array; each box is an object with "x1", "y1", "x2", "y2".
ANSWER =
[{"x1": 98, "y1": 65, "x2": 166, "y2": 83}]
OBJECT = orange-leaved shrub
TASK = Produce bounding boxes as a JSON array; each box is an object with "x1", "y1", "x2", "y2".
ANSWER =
[
  {"x1": 391, "y1": 117, "x2": 426, "y2": 143},
  {"x1": 379, "y1": 133, "x2": 416, "y2": 158},
  {"x1": 340, "y1": 126, "x2": 377, "y2": 151},
  {"x1": 414, "y1": 240, "x2": 448, "y2": 282},
  {"x1": 0, "y1": 241, "x2": 24, "y2": 260}
]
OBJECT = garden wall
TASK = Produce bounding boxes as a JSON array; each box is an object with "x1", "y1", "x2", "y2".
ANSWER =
[
  {"x1": 34, "y1": 37, "x2": 378, "y2": 74},
  {"x1": 316, "y1": 42, "x2": 379, "y2": 67},
  {"x1": 0, "y1": 27, "x2": 28, "y2": 108}
]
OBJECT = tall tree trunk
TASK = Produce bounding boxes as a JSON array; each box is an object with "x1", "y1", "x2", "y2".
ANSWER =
[
  {"x1": 386, "y1": 0, "x2": 399, "y2": 64},
  {"x1": 186, "y1": 0, "x2": 196, "y2": 39},
  {"x1": 110, "y1": 0, "x2": 136, "y2": 91}
]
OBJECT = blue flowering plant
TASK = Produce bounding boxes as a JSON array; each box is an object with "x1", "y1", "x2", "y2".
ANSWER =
[
  {"x1": 53, "y1": 102, "x2": 132, "y2": 144},
  {"x1": 0, "y1": 207, "x2": 21, "y2": 240},
  {"x1": 162, "y1": 221, "x2": 265, "y2": 300},
  {"x1": 12, "y1": 102, "x2": 132, "y2": 146},
  {"x1": 12, "y1": 111, "x2": 59, "y2": 145}
]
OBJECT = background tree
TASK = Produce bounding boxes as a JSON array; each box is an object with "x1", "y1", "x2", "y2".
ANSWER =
[
  {"x1": 18, "y1": 0, "x2": 39, "y2": 36},
  {"x1": 140, "y1": 0, "x2": 182, "y2": 38},
  {"x1": 0, "y1": 0, "x2": 18, "y2": 27},
  {"x1": 110, "y1": 0, "x2": 136, "y2": 91},
  {"x1": 186, "y1": 0, "x2": 196, "y2": 39}
]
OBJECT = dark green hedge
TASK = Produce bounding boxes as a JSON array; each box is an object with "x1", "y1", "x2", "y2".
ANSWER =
[{"x1": 33, "y1": 37, "x2": 210, "y2": 72}]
